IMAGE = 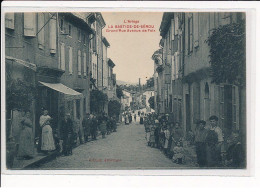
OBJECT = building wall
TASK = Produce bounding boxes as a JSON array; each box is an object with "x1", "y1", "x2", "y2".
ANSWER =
[
  {"x1": 5, "y1": 12, "x2": 59, "y2": 146},
  {"x1": 182, "y1": 12, "x2": 244, "y2": 138}
]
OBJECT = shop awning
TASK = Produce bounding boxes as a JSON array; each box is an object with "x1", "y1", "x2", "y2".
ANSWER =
[{"x1": 39, "y1": 81, "x2": 83, "y2": 99}]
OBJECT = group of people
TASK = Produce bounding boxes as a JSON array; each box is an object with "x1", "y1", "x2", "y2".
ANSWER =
[
  {"x1": 143, "y1": 113, "x2": 243, "y2": 168},
  {"x1": 144, "y1": 113, "x2": 184, "y2": 164},
  {"x1": 16, "y1": 108, "x2": 118, "y2": 159},
  {"x1": 61, "y1": 112, "x2": 117, "y2": 156}
]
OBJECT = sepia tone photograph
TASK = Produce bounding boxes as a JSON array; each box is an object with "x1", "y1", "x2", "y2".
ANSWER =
[{"x1": 3, "y1": 10, "x2": 247, "y2": 171}]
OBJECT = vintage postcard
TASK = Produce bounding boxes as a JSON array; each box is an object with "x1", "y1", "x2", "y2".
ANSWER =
[{"x1": 1, "y1": 2, "x2": 255, "y2": 177}]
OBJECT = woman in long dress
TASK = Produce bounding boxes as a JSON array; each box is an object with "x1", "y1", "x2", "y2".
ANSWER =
[
  {"x1": 17, "y1": 110, "x2": 34, "y2": 159},
  {"x1": 40, "y1": 109, "x2": 55, "y2": 153}
]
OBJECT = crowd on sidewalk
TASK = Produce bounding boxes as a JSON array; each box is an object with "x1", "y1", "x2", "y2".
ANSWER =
[
  {"x1": 16, "y1": 108, "x2": 118, "y2": 160},
  {"x1": 142, "y1": 113, "x2": 244, "y2": 168}
]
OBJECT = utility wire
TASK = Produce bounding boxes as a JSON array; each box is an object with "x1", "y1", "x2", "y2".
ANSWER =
[{"x1": 36, "y1": 13, "x2": 56, "y2": 36}]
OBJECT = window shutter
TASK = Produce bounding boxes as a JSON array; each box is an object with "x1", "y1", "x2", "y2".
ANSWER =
[
  {"x1": 189, "y1": 14, "x2": 193, "y2": 53},
  {"x1": 174, "y1": 53, "x2": 177, "y2": 79},
  {"x1": 5, "y1": 13, "x2": 15, "y2": 30},
  {"x1": 171, "y1": 55, "x2": 175, "y2": 80},
  {"x1": 174, "y1": 16, "x2": 179, "y2": 35},
  {"x1": 214, "y1": 13, "x2": 220, "y2": 27},
  {"x1": 69, "y1": 47, "x2": 73, "y2": 74},
  {"x1": 209, "y1": 13, "x2": 215, "y2": 33},
  {"x1": 193, "y1": 12, "x2": 199, "y2": 48},
  {"x1": 83, "y1": 52, "x2": 87, "y2": 76},
  {"x1": 38, "y1": 13, "x2": 45, "y2": 49},
  {"x1": 171, "y1": 19, "x2": 175, "y2": 41},
  {"x1": 24, "y1": 13, "x2": 36, "y2": 37},
  {"x1": 78, "y1": 50, "x2": 82, "y2": 75},
  {"x1": 60, "y1": 43, "x2": 65, "y2": 70},
  {"x1": 49, "y1": 14, "x2": 57, "y2": 53},
  {"x1": 185, "y1": 15, "x2": 189, "y2": 56},
  {"x1": 176, "y1": 52, "x2": 179, "y2": 79}
]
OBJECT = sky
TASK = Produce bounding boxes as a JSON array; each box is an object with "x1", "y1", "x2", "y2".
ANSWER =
[{"x1": 102, "y1": 12, "x2": 163, "y2": 85}]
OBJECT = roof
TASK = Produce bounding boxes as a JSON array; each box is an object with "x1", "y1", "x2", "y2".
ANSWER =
[
  {"x1": 60, "y1": 13, "x2": 94, "y2": 34},
  {"x1": 159, "y1": 12, "x2": 174, "y2": 37}
]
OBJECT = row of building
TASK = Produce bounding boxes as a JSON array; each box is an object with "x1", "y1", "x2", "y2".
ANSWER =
[
  {"x1": 152, "y1": 12, "x2": 246, "y2": 146},
  {"x1": 5, "y1": 12, "x2": 117, "y2": 146}
]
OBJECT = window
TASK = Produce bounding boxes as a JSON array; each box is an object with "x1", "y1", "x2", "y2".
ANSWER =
[
  {"x1": 60, "y1": 18, "x2": 64, "y2": 32},
  {"x1": 37, "y1": 13, "x2": 45, "y2": 49},
  {"x1": 76, "y1": 99, "x2": 80, "y2": 119},
  {"x1": 221, "y1": 12, "x2": 231, "y2": 25},
  {"x1": 83, "y1": 52, "x2": 87, "y2": 76},
  {"x1": 78, "y1": 50, "x2": 82, "y2": 75},
  {"x1": 78, "y1": 29, "x2": 81, "y2": 41},
  {"x1": 5, "y1": 13, "x2": 15, "y2": 30},
  {"x1": 82, "y1": 33, "x2": 86, "y2": 45},
  {"x1": 24, "y1": 13, "x2": 36, "y2": 37},
  {"x1": 60, "y1": 43, "x2": 65, "y2": 70},
  {"x1": 205, "y1": 82, "x2": 209, "y2": 99},
  {"x1": 69, "y1": 46, "x2": 73, "y2": 74},
  {"x1": 68, "y1": 24, "x2": 72, "y2": 37}
]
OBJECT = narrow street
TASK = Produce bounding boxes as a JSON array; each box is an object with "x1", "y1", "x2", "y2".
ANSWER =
[{"x1": 39, "y1": 120, "x2": 182, "y2": 169}]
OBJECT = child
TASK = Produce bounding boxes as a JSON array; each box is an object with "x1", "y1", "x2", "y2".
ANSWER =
[{"x1": 172, "y1": 141, "x2": 184, "y2": 164}]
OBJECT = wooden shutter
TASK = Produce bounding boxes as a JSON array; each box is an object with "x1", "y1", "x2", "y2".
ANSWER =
[
  {"x1": 189, "y1": 14, "x2": 193, "y2": 53},
  {"x1": 174, "y1": 16, "x2": 179, "y2": 35},
  {"x1": 24, "y1": 13, "x2": 36, "y2": 37},
  {"x1": 209, "y1": 12, "x2": 215, "y2": 33},
  {"x1": 176, "y1": 52, "x2": 180, "y2": 79},
  {"x1": 5, "y1": 13, "x2": 15, "y2": 29},
  {"x1": 171, "y1": 19, "x2": 175, "y2": 41},
  {"x1": 49, "y1": 14, "x2": 57, "y2": 54},
  {"x1": 171, "y1": 55, "x2": 175, "y2": 80},
  {"x1": 78, "y1": 50, "x2": 82, "y2": 75},
  {"x1": 37, "y1": 13, "x2": 45, "y2": 49},
  {"x1": 193, "y1": 12, "x2": 199, "y2": 48},
  {"x1": 214, "y1": 13, "x2": 220, "y2": 27},
  {"x1": 232, "y1": 85, "x2": 239, "y2": 131},
  {"x1": 69, "y1": 47, "x2": 73, "y2": 74},
  {"x1": 60, "y1": 43, "x2": 65, "y2": 70},
  {"x1": 83, "y1": 52, "x2": 87, "y2": 76}
]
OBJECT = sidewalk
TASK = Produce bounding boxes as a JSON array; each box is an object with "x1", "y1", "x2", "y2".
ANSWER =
[{"x1": 12, "y1": 123, "x2": 123, "y2": 169}]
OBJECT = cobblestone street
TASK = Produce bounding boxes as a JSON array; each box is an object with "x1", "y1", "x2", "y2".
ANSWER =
[{"x1": 39, "y1": 121, "x2": 187, "y2": 169}]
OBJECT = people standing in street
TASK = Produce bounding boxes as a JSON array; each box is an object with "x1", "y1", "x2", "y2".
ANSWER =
[
  {"x1": 17, "y1": 110, "x2": 34, "y2": 160},
  {"x1": 154, "y1": 120, "x2": 160, "y2": 148},
  {"x1": 134, "y1": 114, "x2": 137, "y2": 122},
  {"x1": 172, "y1": 141, "x2": 184, "y2": 164},
  {"x1": 90, "y1": 115, "x2": 98, "y2": 140},
  {"x1": 145, "y1": 120, "x2": 151, "y2": 146},
  {"x1": 39, "y1": 109, "x2": 56, "y2": 154},
  {"x1": 207, "y1": 115, "x2": 224, "y2": 167},
  {"x1": 205, "y1": 119, "x2": 219, "y2": 167},
  {"x1": 99, "y1": 119, "x2": 107, "y2": 139},
  {"x1": 163, "y1": 124, "x2": 171, "y2": 156},
  {"x1": 112, "y1": 116, "x2": 117, "y2": 132},
  {"x1": 194, "y1": 120, "x2": 208, "y2": 167},
  {"x1": 61, "y1": 113, "x2": 73, "y2": 156},
  {"x1": 82, "y1": 113, "x2": 91, "y2": 143}
]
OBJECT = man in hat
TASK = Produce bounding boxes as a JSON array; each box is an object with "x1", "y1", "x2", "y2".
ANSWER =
[
  {"x1": 194, "y1": 120, "x2": 208, "y2": 167},
  {"x1": 61, "y1": 113, "x2": 73, "y2": 156}
]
